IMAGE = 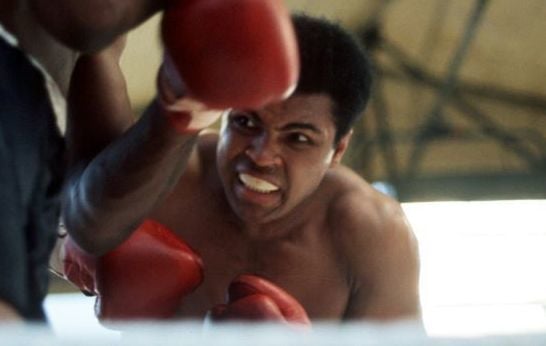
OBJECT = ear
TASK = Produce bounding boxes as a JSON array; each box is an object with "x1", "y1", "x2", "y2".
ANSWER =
[{"x1": 329, "y1": 130, "x2": 353, "y2": 167}]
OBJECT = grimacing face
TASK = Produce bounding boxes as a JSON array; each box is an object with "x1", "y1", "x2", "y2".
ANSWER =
[{"x1": 215, "y1": 93, "x2": 350, "y2": 225}]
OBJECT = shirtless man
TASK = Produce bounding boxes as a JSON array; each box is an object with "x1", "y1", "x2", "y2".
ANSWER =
[{"x1": 61, "y1": 14, "x2": 420, "y2": 324}]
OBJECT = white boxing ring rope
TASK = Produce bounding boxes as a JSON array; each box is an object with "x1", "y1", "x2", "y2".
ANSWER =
[{"x1": 2, "y1": 320, "x2": 546, "y2": 345}]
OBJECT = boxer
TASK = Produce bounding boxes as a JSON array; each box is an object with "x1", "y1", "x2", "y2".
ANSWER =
[{"x1": 58, "y1": 14, "x2": 420, "y2": 326}]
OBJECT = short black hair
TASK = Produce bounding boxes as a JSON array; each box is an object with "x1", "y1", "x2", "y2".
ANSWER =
[{"x1": 292, "y1": 14, "x2": 373, "y2": 144}]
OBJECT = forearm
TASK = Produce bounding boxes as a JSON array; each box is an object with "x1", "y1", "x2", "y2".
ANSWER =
[
  {"x1": 29, "y1": 0, "x2": 166, "y2": 52},
  {"x1": 63, "y1": 49, "x2": 197, "y2": 256},
  {"x1": 63, "y1": 104, "x2": 197, "y2": 256}
]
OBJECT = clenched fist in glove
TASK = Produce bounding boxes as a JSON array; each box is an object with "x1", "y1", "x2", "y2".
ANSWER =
[
  {"x1": 160, "y1": 0, "x2": 299, "y2": 111},
  {"x1": 208, "y1": 274, "x2": 311, "y2": 328},
  {"x1": 63, "y1": 219, "x2": 203, "y2": 321},
  {"x1": 156, "y1": 52, "x2": 225, "y2": 134}
]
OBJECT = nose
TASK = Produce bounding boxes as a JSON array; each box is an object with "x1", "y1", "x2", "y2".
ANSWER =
[{"x1": 245, "y1": 134, "x2": 282, "y2": 168}]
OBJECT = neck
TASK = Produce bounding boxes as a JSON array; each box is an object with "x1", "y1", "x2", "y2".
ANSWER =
[{"x1": 234, "y1": 191, "x2": 320, "y2": 242}]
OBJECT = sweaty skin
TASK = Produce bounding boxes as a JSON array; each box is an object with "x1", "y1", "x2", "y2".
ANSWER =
[{"x1": 149, "y1": 93, "x2": 421, "y2": 320}]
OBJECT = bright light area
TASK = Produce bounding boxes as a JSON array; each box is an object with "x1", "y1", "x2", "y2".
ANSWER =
[
  {"x1": 45, "y1": 200, "x2": 546, "y2": 339},
  {"x1": 45, "y1": 293, "x2": 121, "y2": 341},
  {"x1": 403, "y1": 199, "x2": 546, "y2": 337}
]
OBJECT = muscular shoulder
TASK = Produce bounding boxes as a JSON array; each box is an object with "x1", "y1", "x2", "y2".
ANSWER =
[
  {"x1": 324, "y1": 166, "x2": 420, "y2": 318},
  {"x1": 325, "y1": 165, "x2": 407, "y2": 239}
]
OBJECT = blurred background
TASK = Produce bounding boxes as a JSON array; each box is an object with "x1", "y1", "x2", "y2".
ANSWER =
[
  {"x1": 47, "y1": 0, "x2": 546, "y2": 340},
  {"x1": 119, "y1": 0, "x2": 546, "y2": 202}
]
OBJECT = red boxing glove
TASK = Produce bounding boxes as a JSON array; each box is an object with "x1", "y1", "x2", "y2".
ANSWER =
[
  {"x1": 161, "y1": 0, "x2": 299, "y2": 110},
  {"x1": 156, "y1": 52, "x2": 224, "y2": 134},
  {"x1": 209, "y1": 274, "x2": 311, "y2": 328},
  {"x1": 63, "y1": 220, "x2": 204, "y2": 321}
]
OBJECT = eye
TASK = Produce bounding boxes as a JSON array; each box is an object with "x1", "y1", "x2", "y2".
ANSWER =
[
  {"x1": 229, "y1": 112, "x2": 258, "y2": 130},
  {"x1": 287, "y1": 132, "x2": 313, "y2": 145}
]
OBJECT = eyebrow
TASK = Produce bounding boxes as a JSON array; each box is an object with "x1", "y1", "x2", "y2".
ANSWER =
[
  {"x1": 279, "y1": 123, "x2": 323, "y2": 135},
  {"x1": 234, "y1": 110, "x2": 325, "y2": 135}
]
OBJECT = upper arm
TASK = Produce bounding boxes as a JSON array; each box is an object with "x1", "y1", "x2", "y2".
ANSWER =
[
  {"x1": 65, "y1": 45, "x2": 134, "y2": 171},
  {"x1": 337, "y1": 192, "x2": 421, "y2": 321}
]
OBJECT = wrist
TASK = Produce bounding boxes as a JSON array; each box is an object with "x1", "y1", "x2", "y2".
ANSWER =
[{"x1": 158, "y1": 97, "x2": 225, "y2": 135}]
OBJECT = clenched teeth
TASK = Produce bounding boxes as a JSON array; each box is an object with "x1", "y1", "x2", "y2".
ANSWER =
[{"x1": 239, "y1": 173, "x2": 279, "y2": 193}]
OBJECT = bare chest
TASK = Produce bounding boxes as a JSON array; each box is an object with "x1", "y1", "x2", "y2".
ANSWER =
[{"x1": 153, "y1": 200, "x2": 351, "y2": 320}]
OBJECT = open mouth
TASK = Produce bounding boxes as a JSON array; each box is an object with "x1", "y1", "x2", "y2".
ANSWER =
[{"x1": 239, "y1": 173, "x2": 280, "y2": 194}]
